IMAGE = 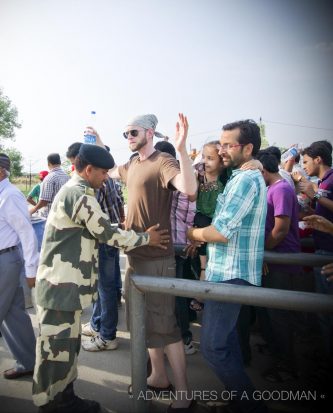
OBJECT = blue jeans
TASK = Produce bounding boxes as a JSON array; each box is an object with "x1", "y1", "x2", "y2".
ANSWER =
[
  {"x1": 201, "y1": 279, "x2": 267, "y2": 413},
  {"x1": 91, "y1": 244, "x2": 118, "y2": 340},
  {"x1": 114, "y1": 249, "x2": 122, "y2": 291}
]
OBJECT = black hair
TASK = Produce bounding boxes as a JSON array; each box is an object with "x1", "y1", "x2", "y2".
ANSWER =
[
  {"x1": 256, "y1": 151, "x2": 279, "y2": 173},
  {"x1": 222, "y1": 119, "x2": 261, "y2": 156},
  {"x1": 303, "y1": 140, "x2": 332, "y2": 167},
  {"x1": 154, "y1": 141, "x2": 176, "y2": 159},
  {"x1": 74, "y1": 155, "x2": 89, "y2": 172},
  {"x1": 66, "y1": 142, "x2": 82, "y2": 159},
  {"x1": 294, "y1": 154, "x2": 300, "y2": 163},
  {"x1": 264, "y1": 146, "x2": 281, "y2": 163},
  {"x1": 47, "y1": 153, "x2": 61, "y2": 165}
]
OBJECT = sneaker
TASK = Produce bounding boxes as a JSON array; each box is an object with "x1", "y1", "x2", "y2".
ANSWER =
[
  {"x1": 184, "y1": 340, "x2": 196, "y2": 355},
  {"x1": 81, "y1": 322, "x2": 98, "y2": 337},
  {"x1": 82, "y1": 335, "x2": 118, "y2": 352}
]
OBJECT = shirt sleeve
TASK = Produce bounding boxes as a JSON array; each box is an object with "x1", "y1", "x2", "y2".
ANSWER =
[
  {"x1": 72, "y1": 194, "x2": 149, "y2": 252},
  {"x1": 28, "y1": 184, "x2": 40, "y2": 199},
  {"x1": 4, "y1": 193, "x2": 39, "y2": 277},
  {"x1": 213, "y1": 173, "x2": 257, "y2": 240},
  {"x1": 39, "y1": 175, "x2": 53, "y2": 202},
  {"x1": 159, "y1": 154, "x2": 180, "y2": 190},
  {"x1": 118, "y1": 161, "x2": 131, "y2": 185},
  {"x1": 271, "y1": 185, "x2": 293, "y2": 217}
]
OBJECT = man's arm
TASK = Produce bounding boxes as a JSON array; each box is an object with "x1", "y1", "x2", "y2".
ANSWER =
[
  {"x1": 303, "y1": 215, "x2": 333, "y2": 234},
  {"x1": 29, "y1": 199, "x2": 48, "y2": 214},
  {"x1": 85, "y1": 126, "x2": 121, "y2": 180},
  {"x1": 108, "y1": 165, "x2": 120, "y2": 180},
  {"x1": 188, "y1": 173, "x2": 259, "y2": 245},
  {"x1": 5, "y1": 194, "x2": 39, "y2": 285},
  {"x1": 72, "y1": 194, "x2": 169, "y2": 251},
  {"x1": 187, "y1": 225, "x2": 228, "y2": 243},
  {"x1": 27, "y1": 196, "x2": 37, "y2": 206},
  {"x1": 170, "y1": 114, "x2": 197, "y2": 196},
  {"x1": 298, "y1": 181, "x2": 333, "y2": 212},
  {"x1": 265, "y1": 215, "x2": 290, "y2": 250}
]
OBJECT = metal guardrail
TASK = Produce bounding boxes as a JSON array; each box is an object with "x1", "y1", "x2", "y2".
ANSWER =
[{"x1": 129, "y1": 249, "x2": 333, "y2": 413}]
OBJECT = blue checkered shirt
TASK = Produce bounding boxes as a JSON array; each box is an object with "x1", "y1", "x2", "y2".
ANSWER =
[
  {"x1": 96, "y1": 178, "x2": 124, "y2": 224},
  {"x1": 206, "y1": 169, "x2": 267, "y2": 286}
]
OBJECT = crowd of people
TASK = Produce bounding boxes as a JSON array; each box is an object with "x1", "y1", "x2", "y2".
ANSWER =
[{"x1": 0, "y1": 114, "x2": 332, "y2": 413}]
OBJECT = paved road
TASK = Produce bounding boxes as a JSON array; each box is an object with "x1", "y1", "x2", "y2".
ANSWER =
[{"x1": 0, "y1": 269, "x2": 327, "y2": 413}]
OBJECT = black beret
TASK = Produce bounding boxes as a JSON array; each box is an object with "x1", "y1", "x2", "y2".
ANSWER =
[
  {"x1": 0, "y1": 153, "x2": 11, "y2": 171},
  {"x1": 78, "y1": 144, "x2": 115, "y2": 169}
]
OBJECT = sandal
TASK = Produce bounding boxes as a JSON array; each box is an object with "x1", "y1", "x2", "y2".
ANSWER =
[
  {"x1": 167, "y1": 399, "x2": 197, "y2": 412},
  {"x1": 189, "y1": 299, "x2": 204, "y2": 312}
]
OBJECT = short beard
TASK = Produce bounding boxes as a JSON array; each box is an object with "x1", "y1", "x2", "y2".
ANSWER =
[{"x1": 130, "y1": 134, "x2": 147, "y2": 152}]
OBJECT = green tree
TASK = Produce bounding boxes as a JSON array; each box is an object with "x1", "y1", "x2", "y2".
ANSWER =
[
  {"x1": 0, "y1": 88, "x2": 21, "y2": 147},
  {"x1": 259, "y1": 118, "x2": 269, "y2": 149},
  {"x1": 3, "y1": 147, "x2": 24, "y2": 177}
]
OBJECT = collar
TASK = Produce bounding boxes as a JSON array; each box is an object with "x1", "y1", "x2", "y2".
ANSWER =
[
  {"x1": 49, "y1": 166, "x2": 62, "y2": 172},
  {"x1": 320, "y1": 168, "x2": 333, "y2": 182},
  {"x1": 231, "y1": 168, "x2": 243, "y2": 177},
  {"x1": 71, "y1": 172, "x2": 92, "y2": 188},
  {"x1": 0, "y1": 178, "x2": 10, "y2": 195}
]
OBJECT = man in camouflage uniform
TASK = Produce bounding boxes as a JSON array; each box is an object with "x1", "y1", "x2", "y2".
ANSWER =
[{"x1": 32, "y1": 144, "x2": 169, "y2": 413}]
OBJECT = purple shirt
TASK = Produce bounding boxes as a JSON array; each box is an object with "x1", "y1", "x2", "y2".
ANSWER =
[
  {"x1": 265, "y1": 179, "x2": 301, "y2": 271},
  {"x1": 314, "y1": 168, "x2": 333, "y2": 252},
  {"x1": 170, "y1": 191, "x2": 196, "y2": 245}
]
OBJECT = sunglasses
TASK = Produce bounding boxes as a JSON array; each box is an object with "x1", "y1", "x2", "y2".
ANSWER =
[{"x1": 123, "y1": 129, "x2": 146, "y2": 139}]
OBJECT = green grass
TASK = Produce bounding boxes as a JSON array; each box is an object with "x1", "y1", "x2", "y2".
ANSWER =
[{"x1": 12, "y1": 177, "x2": 38, "y2": 197}]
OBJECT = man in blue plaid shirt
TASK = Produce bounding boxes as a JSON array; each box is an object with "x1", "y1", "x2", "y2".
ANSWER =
[
  {"x1": 188, "y1": 120, "x2": 267, "y2": 413},
  {"x1": 81, "y1": 142, "x2": 125, "y2": 352}
]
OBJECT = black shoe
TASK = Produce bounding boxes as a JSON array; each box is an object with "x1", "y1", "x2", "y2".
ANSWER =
[
  {"x1": 38, "y1": 393, "x2": 100, "y2": 413},
  {"x1": 61, "y1": 395, "x2": 101, "y2": 413}
]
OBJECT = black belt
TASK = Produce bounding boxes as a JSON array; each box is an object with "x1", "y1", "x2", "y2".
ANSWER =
[{"x1": 0, "y1": 246, "x2": 18, "y2": 255}]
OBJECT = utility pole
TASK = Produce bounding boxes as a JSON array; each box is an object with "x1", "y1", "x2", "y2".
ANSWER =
[{"x1": 29, "y1": 159, "x2": 32, "y2": 188}]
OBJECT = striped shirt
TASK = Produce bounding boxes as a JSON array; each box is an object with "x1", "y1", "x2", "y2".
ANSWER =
[
  {"x1": 170, "y1": 191, "x2": 196, "y2": 245},
  {"x1": 206, "y1": 169, "x2": 267, "y2": 286},
  {"x1": 96, "y1": 178, "x2": 124, "y2": 224},
  {"x1": 39, "y1": 167, "x2": 70, "y2": 218}
]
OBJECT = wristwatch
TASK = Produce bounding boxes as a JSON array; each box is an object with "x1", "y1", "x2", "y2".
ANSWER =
[{"x1": 313, "y1": 192, "x2": 323, "y2": 200}]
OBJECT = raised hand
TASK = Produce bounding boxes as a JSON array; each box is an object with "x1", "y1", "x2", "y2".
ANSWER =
[{"x1": 174, "y1": 113, "x2": 189, "y2": 153}]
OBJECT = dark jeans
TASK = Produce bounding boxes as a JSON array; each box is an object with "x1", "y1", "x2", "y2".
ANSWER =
[
  {"x1": 91, "y1": 244, "x2": 118, "y2": 340},
  {"x1": 194, "y1": 212, "x2": 212, "y2": 256},
  {"x1": 314, "y1": 249, "x2": 333, "y2": 361},
  {"x1": 201, "y1": 279, "x2": 267, "y2": 413},
  {"x1": 175, "y1": 255, "x2": 193, "y2": 344}
]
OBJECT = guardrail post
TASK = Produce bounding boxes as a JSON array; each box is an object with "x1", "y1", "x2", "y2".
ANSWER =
[{"x1": 129, "y1": 275, "x2": 147, "y2": 413}]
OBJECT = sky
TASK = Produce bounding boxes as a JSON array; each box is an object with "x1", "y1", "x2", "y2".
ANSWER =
[{"x1": 0, "y1": 0, "x2": 332, "y2": 173}]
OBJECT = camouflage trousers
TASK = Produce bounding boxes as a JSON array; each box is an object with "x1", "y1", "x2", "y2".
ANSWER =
[{"x1": 32, "y1": 306, "x2": 82, "y2": 407}]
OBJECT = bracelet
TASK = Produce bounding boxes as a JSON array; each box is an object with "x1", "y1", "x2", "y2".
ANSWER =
[{"x1": 201, "y1": 268, "x2": 206, "y2": 271}]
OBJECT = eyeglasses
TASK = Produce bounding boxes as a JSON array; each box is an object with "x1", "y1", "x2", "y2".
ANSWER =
[
  {"x1": 123, "y1": 129, "x2": 146, "y2": 139},
  {"x1": 217, "y1": 143, "x2": 245, "y2": 151}
]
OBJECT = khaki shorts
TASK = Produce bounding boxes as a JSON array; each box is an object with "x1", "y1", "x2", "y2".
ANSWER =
[{"x1": 124, "y1": 255, "x2": 181, "y2": 348}]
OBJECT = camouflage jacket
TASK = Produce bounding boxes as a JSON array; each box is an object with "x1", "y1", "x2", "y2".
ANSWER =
[{"x1": 36, "y1": 173, "x2": 149, "y2": 311}]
